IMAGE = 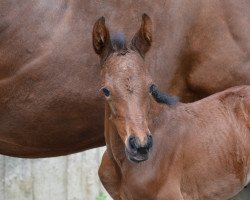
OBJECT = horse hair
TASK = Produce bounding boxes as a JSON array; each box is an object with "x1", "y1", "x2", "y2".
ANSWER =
[
  {"x1": 150, "y1": 84, "x2": 179, "y2": 106},
  {"x1": 111, "y1": 32, "x2": 128, "y2": 53}
]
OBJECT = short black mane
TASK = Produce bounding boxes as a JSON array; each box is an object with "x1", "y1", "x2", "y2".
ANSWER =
[
  {"x1": 150, "y1": 84, "x2": 179, "y2": 106},
  {"x1": 111, "y1": 32, "x2": 128, "y2": 55}
]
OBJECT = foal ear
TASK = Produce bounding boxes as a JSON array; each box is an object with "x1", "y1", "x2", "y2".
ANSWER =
[
  {"x1": 92, "y1": 17, "x2": 112, "y2": 57},
  {"x1": 131, "y1": 14, "x2": 152, "y2": 57}
]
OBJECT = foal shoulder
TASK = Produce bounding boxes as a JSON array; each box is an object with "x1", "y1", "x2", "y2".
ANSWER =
[
  {"x1": 217, "y1": 85, "x2": 250, "y2": 122},
  {"x1": 176, "y1": 85, "x2": 250, "y2": 120}
]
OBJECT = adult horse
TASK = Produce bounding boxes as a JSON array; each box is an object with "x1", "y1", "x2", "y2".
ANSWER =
[
  {"x1": 0, "y1": 0, "x2": 249, "y2": 159},
  {"x1": 94, "y1": 14, "x2": 250, "y2": 200}
]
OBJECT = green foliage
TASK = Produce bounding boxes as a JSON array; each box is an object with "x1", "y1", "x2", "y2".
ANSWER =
[
  {"x1": 96, "y1": 192, "x2": 107, "y2": 200},
  {"x1": 69, "y1": 192, "x2": 106, "y2": 200}
]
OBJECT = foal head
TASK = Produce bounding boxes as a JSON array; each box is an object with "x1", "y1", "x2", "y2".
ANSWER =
[{"x1": 93, "y1": 14, "x2": 178, "y2": 163}]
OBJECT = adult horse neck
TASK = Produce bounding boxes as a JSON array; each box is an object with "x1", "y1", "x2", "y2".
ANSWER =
[{"x1": 95, "y1": 14, "x2": 250, "y2": 200}]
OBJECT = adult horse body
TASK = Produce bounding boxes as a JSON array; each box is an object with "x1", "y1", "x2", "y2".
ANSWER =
[
  {"x1": 0, "y1": 0, "x2": 249, "y2": 159},
  {"x1": 0, "y1": 0, "x2": 107, "y2": 157},
  {"x1": 94, "y1": 15, "x2": 250, "y2": 199}
]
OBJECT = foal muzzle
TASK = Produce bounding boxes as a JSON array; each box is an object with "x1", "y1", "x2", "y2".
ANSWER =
[{"x1": 125, "y1": 134, "x2": 153, "y2": 163}]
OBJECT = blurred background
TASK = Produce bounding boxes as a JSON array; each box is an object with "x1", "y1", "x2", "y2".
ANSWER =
[{"x1": 0, "y1": 148, "x2": 112, "y2": 200}]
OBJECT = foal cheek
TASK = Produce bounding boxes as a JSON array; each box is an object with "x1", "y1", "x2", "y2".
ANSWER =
[
  {"x1": 112, "y1": 118, "x2": 129, "y2": 143},
  {"x1": 108, "y1": 101, "x2": 117, "y2": 116}
]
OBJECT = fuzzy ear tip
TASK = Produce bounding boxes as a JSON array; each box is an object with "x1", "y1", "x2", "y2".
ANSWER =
[
  {"x1": 98, "y1": 16, "x2": 105, "y2": 24},
  {"x1": 142, "y1": 13, "x2": 150, "y2": 20}
]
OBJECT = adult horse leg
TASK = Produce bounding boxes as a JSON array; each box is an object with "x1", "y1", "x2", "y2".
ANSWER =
[{"x1": 99, "y1": 150, "x2": 122, "y2": 200}]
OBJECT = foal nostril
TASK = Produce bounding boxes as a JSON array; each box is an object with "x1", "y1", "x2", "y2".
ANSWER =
[
  {"x1": 136, "y1": 135, "x2": 153, "y2": 155},
  {"x1": 137, "y1": 147, "x2": 148, "y2": 155},
  {"x1": 147, "y1": 134, "x2": 153, "y2": 149},
  {"x1": 128, "y1": 134, "x2": 153, "y2": 154},
  {"x1": 128, "y1": 136, "x2": 139, "y2": 151}
]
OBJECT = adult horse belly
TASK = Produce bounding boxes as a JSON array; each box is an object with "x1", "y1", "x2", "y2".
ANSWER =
[{"x1": 0, "y1": 54, "x2": 105, "y2": 158}]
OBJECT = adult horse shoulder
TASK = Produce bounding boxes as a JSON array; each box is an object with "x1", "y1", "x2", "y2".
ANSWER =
[{"x1": 94, "y1": 14, "x2": 250, "y2": 200}]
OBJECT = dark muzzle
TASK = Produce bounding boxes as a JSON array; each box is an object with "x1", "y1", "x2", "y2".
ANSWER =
[{"x1": 126, "y1": 134, "x2": 153, "y2": 163}]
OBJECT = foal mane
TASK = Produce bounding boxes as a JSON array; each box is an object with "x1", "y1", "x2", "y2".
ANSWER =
[{"x1": 150, "y1": 84, "x2": 179, "y2": 106}]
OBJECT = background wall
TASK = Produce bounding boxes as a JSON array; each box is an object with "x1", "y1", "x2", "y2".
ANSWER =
[{"x1": 0, "y1": 148, "x2": 111, "y2": 200}]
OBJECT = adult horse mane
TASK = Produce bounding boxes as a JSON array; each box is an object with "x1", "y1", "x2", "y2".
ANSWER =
[{"x1": 94, "y1": 14, "x2": 250, "y2": 200}]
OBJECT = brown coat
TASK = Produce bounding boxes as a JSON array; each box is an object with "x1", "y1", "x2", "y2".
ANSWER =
[
  {"x1": 0, "y1": 0, "x2": 249, "y2": 158},
  {"x1": 93, "y1": 14, "x2": 250, "y2": 199},
  {"x1": 100, "y1": 85, "x2": 250, "y2": 200}
]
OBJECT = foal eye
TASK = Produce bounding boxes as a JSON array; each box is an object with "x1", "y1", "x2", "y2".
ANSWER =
[{"x1": 102, "y1": 87, "x2": 110, "y2": 97}]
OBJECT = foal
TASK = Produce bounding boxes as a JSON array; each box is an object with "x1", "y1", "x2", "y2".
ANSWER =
[{"x1": 93, "y1": 14, "x2": 250, "y2": 200}]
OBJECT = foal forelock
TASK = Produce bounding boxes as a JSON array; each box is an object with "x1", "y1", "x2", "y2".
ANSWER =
[{"x1": 111, "y1": 32, "x2": 128, "y2": 54}]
